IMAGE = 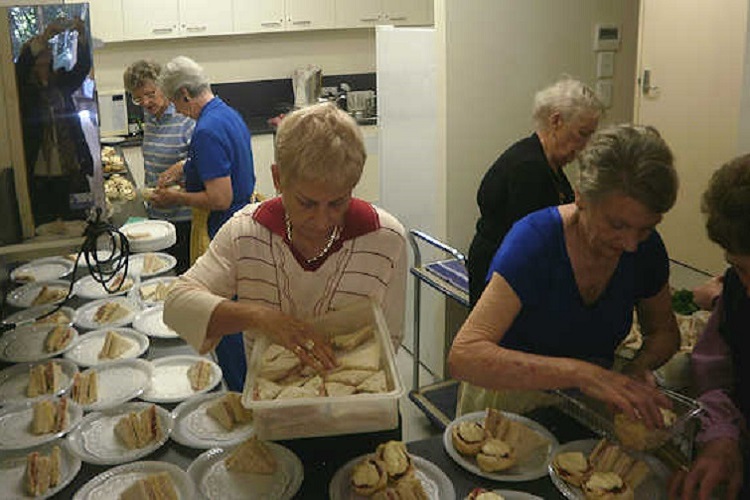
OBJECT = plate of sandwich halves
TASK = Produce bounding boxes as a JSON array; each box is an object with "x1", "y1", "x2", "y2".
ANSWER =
[
  {"x1": 63, "y1": 328, "x2": 149, "y2": 367},
  {"x1": 549, "y1": 438, "x2": 671, "y2": 500},
  {"x1": 444, "y1": 408, "x2": 558, "y2": 482},
  {"x1": 329, "y1": 440, "x2": 455, "y2": 500},
  {"x1": 0, "y1": 359, "x2": 78, "y2": 407},
  {"x1": 0, "y1": 440, "x2": 82, "y2": 499},
  {"x1": 0, "y1": 396, "x2": 83, "y2": 451},
  {"x1": 0, "y1": 324, "x2": 78, "y2": 364},
  {"x1": 187, "y1": 436, "x2": 303, "y2": 500},
  {"x1": 140, "y1": 355, "x2": 222, "y2": 404},
  {"x1": 171, "y1": 391, "x2": 254, "y2": 449},
  {"x1": 65, "y1": 359, "x2": 153, "y2": 412},
  {"x1": 66, "y1": 401, "x2": 172, "y2": 466},
  {"x1": 73, "y1": 460, "x2": 194, "y2": 500}
]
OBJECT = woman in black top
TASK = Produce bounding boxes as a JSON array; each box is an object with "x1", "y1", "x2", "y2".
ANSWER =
[{"x1": 468, "y1": 78, "x2": 604, "y2": 307}]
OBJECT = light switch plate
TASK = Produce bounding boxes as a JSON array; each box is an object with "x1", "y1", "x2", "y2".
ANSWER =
[
  {"x1": 596, "y1": 80, "x2": 613, "y2": 108},
  {"x1": 596, "y1": 52, "x2": 615, "y2": 78}
]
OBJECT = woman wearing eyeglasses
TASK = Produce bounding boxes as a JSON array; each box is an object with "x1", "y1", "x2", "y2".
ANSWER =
[{"x1": 123, "y1": 60, "x2": 195, "y2": 273}]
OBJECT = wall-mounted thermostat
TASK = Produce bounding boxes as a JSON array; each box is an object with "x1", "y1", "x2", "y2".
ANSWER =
[{"x1": 594, "y1": 23, "x2": 620, "y2": 51}]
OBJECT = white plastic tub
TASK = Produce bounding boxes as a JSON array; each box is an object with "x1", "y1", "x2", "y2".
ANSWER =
[{"x1": 242, "y1": 300, "x2": 404, "y2": 440}]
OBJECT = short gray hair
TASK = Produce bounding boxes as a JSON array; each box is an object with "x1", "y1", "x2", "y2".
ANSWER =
[
  {"x1": 275, "y1": 102, "x2": 365, "y2": 190},
  {"x1": 577, "y1": 124, "x2": 678, "y2": 214},
  {"x1": 532, "y1": 78, "x2": 604, "y2": 131},
  {"x1": 159, "y1": 56, "x2": 210, "y2": 100},
  {"x1": 123, "y1": 60, "x2": 161, "y2": 93}
]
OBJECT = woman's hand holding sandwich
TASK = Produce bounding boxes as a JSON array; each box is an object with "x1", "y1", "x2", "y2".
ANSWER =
[{"x1": 204, "y1": 301, "x2": 337, "y2": 371}]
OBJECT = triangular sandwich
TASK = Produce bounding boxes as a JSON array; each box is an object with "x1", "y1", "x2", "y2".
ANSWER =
[
  {"x1": 225, "y1": 436, "x2": 278, "y2": 474},
  {"x1": 98, "y1": 330, "x2": 132, "y2": 359}
]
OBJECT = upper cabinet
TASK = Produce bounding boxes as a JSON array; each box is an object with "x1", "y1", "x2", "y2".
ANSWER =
[
  {"x1": 93, "y1": 0, "x2": 432, "y2": 43},
  {"x1": 234, "y1": 0, "x2": 334, "y2": 33},
  {"x1": 90, "y1": 0, "x2": 124, "y2": 43},
  {"x1": 121, "y1": 0, "x2": 232, "y2": 40},
  {"x1": 335, "y1": 0, "x2": 431, "y2": 28}
]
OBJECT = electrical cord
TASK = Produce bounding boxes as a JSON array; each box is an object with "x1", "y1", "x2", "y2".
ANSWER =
[{"x1": 1, "y1": 207, "x2": 131, "y2": 332}]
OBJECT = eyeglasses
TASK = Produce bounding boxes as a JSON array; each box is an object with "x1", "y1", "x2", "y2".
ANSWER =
[{"x1": 131, "y1": 90, "x2": 158, "y2": 106}]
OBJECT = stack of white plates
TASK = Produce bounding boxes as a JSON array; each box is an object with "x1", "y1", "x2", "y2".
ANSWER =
[{"x1": 120, "y1": 220, "x2": 176, "y2": 253}]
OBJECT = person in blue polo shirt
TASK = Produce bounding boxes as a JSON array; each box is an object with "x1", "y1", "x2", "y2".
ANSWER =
[
  {"x1": 152, "y1": 55, "x2": 255, "y2": 391},
  {"x1": 123, "y1": 60, "x2": 194, "y2": 274}
]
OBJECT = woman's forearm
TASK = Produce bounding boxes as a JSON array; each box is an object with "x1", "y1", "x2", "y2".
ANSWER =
[{"x1": 204, "y1": 301, "x2": 265, "y2": 348}]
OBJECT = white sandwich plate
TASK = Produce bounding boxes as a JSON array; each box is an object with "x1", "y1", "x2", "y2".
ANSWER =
[
  {"x1": 0, "y1": 324, "x2": 79, "y2": 363},
  {"x1": 130, "y1": 277, "x2": 178, "y2": 308},
  {"x1": 170, "y1": 392, "x2": 253, "y2": 449},
  {"x1": 187, "y1": 441, "x2": 303, "y2": 500},
  {"x1": 66, "y1": 401, "x2": 172, "y2": 466},
  {"x1": 0, "y1": 397, "x2": 83, "y2": 451},
  {"x1": 127, "y1": 252, "x2": 177, "y2": 278},
  {"x1": 64, "y1": 327, "x2": 149, "y2": 367},
  {"x1": 2, "y1": 305, "x2": 76, "y2": 328},
  {"x1": 73, "y1": 460, "x2": 194, "y2": 499},
  {"x1": 75, "y1": 297, "x2": 140, "y2": 330},
  {"x1": 141, "y1": 355, "x2": 222, "y2": 404},
  {"x1": 0, "y1": 359, "x2": 79, "y2": 406},
  {"x1": 6, "y1": 280, "x2": 71, "y2": 309},
  {"x1": 69, "y1": 359, "x2": 153, "y2": 412},
  {"x1": 73, "y1": 274, "x2": 137, "y2": 300},
  {"x1": 0, "y1": 441, "x2": 82, "y2": 499},
  {"x1": 10, "y1": 257, "x2": 74, "y2": 283},
  {"x1": 120, "y1": 220, "x2": 176, "y2": 253},
  {"x1": 132, "y1": 305, "x2": 180, "y2": 338}
]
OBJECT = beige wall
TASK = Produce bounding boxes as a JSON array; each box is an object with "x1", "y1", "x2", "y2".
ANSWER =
[
  {"x1": 0, "y1": 67, "x2": 9, "y2": 171},
  {"x1": 440, "y1": 0, "x2": 639, "y2": 253},
  {"x1": 93, "y1": 29, "x2": 375, "y2": 93}
]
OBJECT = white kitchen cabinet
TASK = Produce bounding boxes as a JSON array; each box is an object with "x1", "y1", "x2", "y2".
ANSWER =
[
  {"x1": 234, "y1": 0, "x2": 334, "y2": 33},
  {"x1": 122, "y1": 0, "x2": 231, "y2": 40},
  {"x1": 179, "y1": 0, "x2": 233, "y2": 37},
  {"x1": 122, "y1": 0, "x2": 179, "y2": 39},
  {"x1": 89, "y1": 0, "x2": 124, "y2": 43},
  {"x1": 335, "y1": 0, "x2": 431, "y2": 28}
]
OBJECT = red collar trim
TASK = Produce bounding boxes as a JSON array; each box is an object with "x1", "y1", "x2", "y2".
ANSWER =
[{"x1": 252, "y1": 197, "x2": 381, "y2": 270}]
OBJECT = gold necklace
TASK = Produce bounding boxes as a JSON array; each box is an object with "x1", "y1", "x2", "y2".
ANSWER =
[{"x1": 285, "y1": 215, "x2": 342, "y2": 264}]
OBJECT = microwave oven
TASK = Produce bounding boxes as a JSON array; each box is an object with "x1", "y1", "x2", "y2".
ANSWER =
[{"x1": 98, "y1": 91, "x2": 128, "y2": 137}]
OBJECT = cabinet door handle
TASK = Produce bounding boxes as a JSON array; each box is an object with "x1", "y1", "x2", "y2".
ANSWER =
[
  {"x1": 185, "y1": 25, "x2": 207, "y2": 32},
  {"x1": 152, "y1": 27, "x2": 174, "y2": 34},
  {"x1": 292, "y1": 20, "x2": 312, "y2": 25},
  {"x1": 389, "y1": 16, "x2": 407, "y2": 21},
  {"x1": 260, "y1": 21, "x2": 282, "y2": 27},
  {"x1": 360, "y1": 17, "x2": 379, "y2": 22}
]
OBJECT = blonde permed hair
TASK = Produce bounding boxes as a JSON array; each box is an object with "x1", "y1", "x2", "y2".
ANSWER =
[{"x1": 275, "y1": 102, "x2": 365, "y2": 190}]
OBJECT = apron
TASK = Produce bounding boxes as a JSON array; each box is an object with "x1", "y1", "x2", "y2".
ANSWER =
[{"x1": 190, "y1": 206, "x2": 211, "y2": 265}]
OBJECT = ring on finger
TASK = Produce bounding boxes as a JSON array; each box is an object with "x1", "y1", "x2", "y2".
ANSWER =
[{"x1": 303, "y1": 339, "x2": 315, "y2": 351}]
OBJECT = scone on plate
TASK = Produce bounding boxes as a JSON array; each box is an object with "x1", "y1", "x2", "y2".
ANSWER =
[
  {"x1": 27, "y1": 361, "x2": 63, "y2": 397},
  {"x1": 351, "y1": 457, "x2": 388, "y2": 496},
  {"x1": 24, "y1": 446, "x2": 61, "y2": 496},
  {"x1": 375, "y1": 440, "x2": 414, "y2": 482},
  {"x1": 466, "y1": 488, "x2": 505, "y2": 500},
  {"x1": 119, "y1": 471, "x2": 177, "y2": 500},
  {"x1": 452, "y1": 420, "x2": 487, "y2": 456},
  {"x1": 31, "y1": 398, "x2": 68, "y2": 435},
  {"x1": 70, "y1": 371, "x2": 98, "y2": 405},
  {"x1": 98, "y1": 330, "x2": 133, "y2": 360},
  {"x1": 371, "y1": 475, "x2": 428, "y2": 499},
  {"x1": 187, "y1": 360, "x2": 213, "y2": 391},
  {"x1": 613, "y1": 408, "x2": 677, "y2": 451},
  {"x1": 225, "y1": 436, "x2": 277, "y2": 474},
  {"x1": 206, "y1": 393, "x2": 252, "y2": 430},
  {"x1": 476, "y1": 439, "x2": 516, "y2": 472},
  {"x1": 44, "y1": 325, "x2": 73, "y2": 352},
  {"x1": 582, "y1": 471, "x2": 634, "y2": 500},
  {"x1": 114, "y1": 404, "x2": 163, "y2": 449},
  {"x1": 552, "y1": 451, "x2": 591, "y2": 487}
]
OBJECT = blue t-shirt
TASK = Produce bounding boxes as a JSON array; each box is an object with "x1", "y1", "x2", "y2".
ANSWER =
[
  {"x1": 184, "y1": 97, "x2": 255, "y2": 238},
  {"x1": 487, "y1": 207, "x2": 668, "y2": 367}
]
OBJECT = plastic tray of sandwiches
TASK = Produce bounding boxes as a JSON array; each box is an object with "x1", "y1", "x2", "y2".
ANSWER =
[
  {"x1": 242, "y1": 300, "x2": 405, "y2": 441},
  {"x1": 551, "y1": 386, "x2": 703, "y2": 459}
]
